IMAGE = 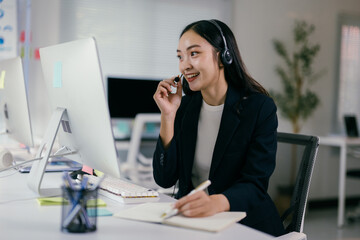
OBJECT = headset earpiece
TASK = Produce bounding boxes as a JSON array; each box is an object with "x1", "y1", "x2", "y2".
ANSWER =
[
  {"x1": 221, "y1": 48, "x2": 233, "y2": 65},
  {"x1": 208, "y1": 20, "x2": 233, "y2": 66}
]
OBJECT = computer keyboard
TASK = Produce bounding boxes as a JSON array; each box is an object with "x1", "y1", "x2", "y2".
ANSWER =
[{"x1": 87, "y1": 174, "x2": 159, "y2": 204}]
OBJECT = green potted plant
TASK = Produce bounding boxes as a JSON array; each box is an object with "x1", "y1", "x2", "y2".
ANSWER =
[{"x1": 270, "y1": 20, "x2": 324, "y2": 213}]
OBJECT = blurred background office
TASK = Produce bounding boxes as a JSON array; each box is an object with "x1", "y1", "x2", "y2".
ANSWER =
[{"x1": 1, "y1": 0, "x2": 360, "y2": 239}]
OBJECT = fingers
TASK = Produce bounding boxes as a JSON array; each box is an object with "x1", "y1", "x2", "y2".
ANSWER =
[
  {"x1": 161, "y1": 77, "x2": 179, "y2": 95},
  {"x1": 153, "y1": 76, "x2": 182, "y2": 115},
  {"x1": 153, "y1": 79, "x2": 174, "y2": 102},
  {"x1": 154, "y1": 82, "x2": 170, "y2": 98},
  {"x1": 175, "y1": 190, "x2": 202, "y2": 207},
  {"x1": 174, "y1": 191, "x2": 212, "y2": 217},
  {"x1": 154, "y1": 77, "x2": 182, "y2": 102},
  {"x1": 176, "y1": 78, "x2": 183, "y2": 96}
]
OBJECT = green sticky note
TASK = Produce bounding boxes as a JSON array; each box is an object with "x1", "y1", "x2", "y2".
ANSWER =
[
  {"x1": 37, "y1": 197, "x2": 68, "y2": 206},
  {"x1": 37, "y1": 197, "x2": 106, "y2": 207},
  {"x1": 20, "y1": 47, "x2": 25, "y2": 58},
  {"x1": 87, "y1": 208, "x2": 113, "y2": 217},
  {"x1": 0, "y1": 70, "x2": 5, "y2": 89},
  {"x1": 94, "y1": 169, "x2": 104, "y2": 177},
  {"x1": 53, "y1": 61, "x2": 62, "y2": 88}
]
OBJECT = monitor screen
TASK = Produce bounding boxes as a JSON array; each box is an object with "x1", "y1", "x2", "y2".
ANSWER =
[
  {"x1": 344, "y1": 115, "x2": 359, "y2": 137},
  {"x1": 0, "y1": 57, "x2": 34, "y2": 147},
  {"x1": 107, "y1": 77, "x2": 160, "y2": 119},
  {"x1": 28, "y1": 37, "x2": 120, "y2": 196}
]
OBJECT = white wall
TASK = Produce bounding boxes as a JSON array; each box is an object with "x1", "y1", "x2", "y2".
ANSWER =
[
  {"x1": 232, "y1": 0, "x2": 360, "y2": 199},
  {"x1": 27, "y1": 0, "x2": 61, "y2": 143}
]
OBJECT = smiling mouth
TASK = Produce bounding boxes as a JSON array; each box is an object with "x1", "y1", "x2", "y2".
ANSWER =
[{"x1": 186, "y1": 73, "x2": 199, "y2": 82}]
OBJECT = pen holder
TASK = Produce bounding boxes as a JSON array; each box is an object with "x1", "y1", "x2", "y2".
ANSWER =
[{"x1": 61, "y1": 186, "x2": 98, "y2": 233}]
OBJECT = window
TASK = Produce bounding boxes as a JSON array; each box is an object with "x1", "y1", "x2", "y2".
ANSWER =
[{"x1": 336, "y1": 14, "x2": 360, "y2": 133}]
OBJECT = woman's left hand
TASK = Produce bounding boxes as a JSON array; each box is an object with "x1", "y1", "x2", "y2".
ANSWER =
[{"x1": 174, "y1": 191, "x2": 230, "y2": 218}]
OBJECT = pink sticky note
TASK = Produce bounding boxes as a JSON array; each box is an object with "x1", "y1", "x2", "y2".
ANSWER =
[
  {"x1": 82, "y1": 165, "x2": 93, "y2": 175},
  {"x1": 20, "y1": 31, "x2": 32, "y2": 43},
  {"x1": 34, "y1": 48, "x2": 40, "y2": 60},
  {"x1": 20, "y1": 31, "x2": 25, "y2": 43}
]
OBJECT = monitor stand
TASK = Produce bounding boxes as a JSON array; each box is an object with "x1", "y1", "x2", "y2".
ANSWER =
[{"x1": 27, "y1": 107, "x2": 67, "y2": 196}]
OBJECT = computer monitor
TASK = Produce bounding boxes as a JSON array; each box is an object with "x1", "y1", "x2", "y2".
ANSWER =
[
  {"x1": 107, "y1": 77, "x2": 160, "y2": 119},
  {"x1": 28, "y1": 37, "x2": 120, "y2": 196},
  {"x1": 0, "y1": 57, "x2": 34, "y2": 147},
  {"x1": 107, "y1": 77, "x2": 161, "y2": 139},
  {"x1": 344, "y1": 115, "x2": 359, "y2": 137}
]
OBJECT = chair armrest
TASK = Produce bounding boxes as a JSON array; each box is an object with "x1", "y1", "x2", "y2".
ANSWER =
[{"x1": 275, "y1": 232, "x2": 307, "y2": 240}]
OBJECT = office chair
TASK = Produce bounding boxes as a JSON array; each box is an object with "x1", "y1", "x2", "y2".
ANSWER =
[
  {"x1": 275, "y1": 132, "x2": 319, "y2": 240},
  {"x1": 122, "y1": 113, "x2": 177, "y2": 194},
  {"x1": 120, "y1": 113, "x2": 160, "y2": 184}
]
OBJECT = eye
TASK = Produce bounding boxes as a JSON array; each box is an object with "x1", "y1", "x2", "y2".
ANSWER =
[
  {"x1": 191, "y1": 51, "x2": 199, "y2": 57},
  {"x1": 177, "y1": 55, "x2": 182, "y2": 60}
]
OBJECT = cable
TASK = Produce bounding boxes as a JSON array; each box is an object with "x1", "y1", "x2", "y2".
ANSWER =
[{"x1": 0, "y1": 150, "x2": 77, "y2": 173}]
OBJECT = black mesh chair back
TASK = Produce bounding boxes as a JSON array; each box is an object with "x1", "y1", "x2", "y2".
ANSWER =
[{"x1": 276, "y1": 132, "x2": 319, "y2": 233}]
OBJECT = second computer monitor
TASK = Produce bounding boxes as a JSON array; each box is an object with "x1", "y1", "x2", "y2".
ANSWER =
[
  {"x1": 107, "y1": 77, "x2": 160, "y2": 119},
  {"x1": 0, "y1": 57, "x2": 34, "y2": 147}
]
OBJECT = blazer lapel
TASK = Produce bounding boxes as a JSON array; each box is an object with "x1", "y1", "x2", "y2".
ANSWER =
[
  {"x1": 209, "y1": 86, "x2": 245, "y2": 179},
  {"x1": 180, "y1": 93, "x2": 202, "y2": 183}
]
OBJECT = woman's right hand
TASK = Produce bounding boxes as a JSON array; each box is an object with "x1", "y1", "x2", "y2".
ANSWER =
[{"x1": 153, "y1": 76, "x2": 183, "y2": 118}]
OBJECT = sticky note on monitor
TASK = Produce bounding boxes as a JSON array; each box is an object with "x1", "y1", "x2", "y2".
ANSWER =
[
  {"x1": 0, "y1": 70, "x2": 5, "y2": 89},
  {"x1": 82, "y1": 165, "x2": 93, "y2": 175},
  {"x1": 53, "y1": 61, "x2": 62, "y2": 88}
]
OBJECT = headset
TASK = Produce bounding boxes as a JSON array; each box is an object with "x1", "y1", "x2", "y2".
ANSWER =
[{"x1": 208, "y1": 19, "x2": 233, "y2": 66}]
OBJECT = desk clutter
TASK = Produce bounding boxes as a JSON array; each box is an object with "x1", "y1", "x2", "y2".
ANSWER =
[{"x1": 0, "y1": 168, "x2": 274, "y2": 238}]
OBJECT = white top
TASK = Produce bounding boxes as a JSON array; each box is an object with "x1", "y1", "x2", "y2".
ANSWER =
[{"x1": 192, "y1": 100, "x2": 224, "y2": 190}]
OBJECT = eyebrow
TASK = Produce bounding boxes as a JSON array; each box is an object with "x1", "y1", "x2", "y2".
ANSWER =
[{"x1": 177, "y1": 44, "x2": 201, "y2": 53}]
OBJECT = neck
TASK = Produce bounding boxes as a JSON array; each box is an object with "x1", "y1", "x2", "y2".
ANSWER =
[{"x1": 201, "y1": 76, "x2": 228, "y2": 106}]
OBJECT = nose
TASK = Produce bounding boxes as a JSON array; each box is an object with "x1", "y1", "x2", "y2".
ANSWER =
[{"x1": 179, "y1": 56, "x2": 192, "y2": 73}]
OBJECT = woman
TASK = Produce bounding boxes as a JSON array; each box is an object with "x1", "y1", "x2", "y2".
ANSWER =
[{"x1": 152, "y1": 19, "x2": 285, "y2": 236}]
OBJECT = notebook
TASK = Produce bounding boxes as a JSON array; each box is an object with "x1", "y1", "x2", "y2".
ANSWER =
[{"x1": 114, "y1": 202, "x2": 246, "y2": 233}]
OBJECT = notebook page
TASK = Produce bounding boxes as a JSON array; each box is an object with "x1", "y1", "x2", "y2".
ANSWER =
[
  {"x1": 114, "y1": 202, "x2": 173, "y2": 223},
  {"x1": 164, "y1": 211, "x2": 246, "y2": 232},
  {"x1": 114, "y1": 202, "x2": 246, "y2": 232}
]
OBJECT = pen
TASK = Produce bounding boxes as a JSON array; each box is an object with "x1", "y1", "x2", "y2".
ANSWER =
[
  {"x1": 188, "y1": 180, "x2": 211, "y2": 196},
  {"x1": 161, "y1": 180, "x2": 211, "y2": 219}
]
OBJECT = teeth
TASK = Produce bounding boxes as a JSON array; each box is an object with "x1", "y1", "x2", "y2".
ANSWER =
[{"x1": 187, "y1": 73, "x2": 199, "y2": 78}]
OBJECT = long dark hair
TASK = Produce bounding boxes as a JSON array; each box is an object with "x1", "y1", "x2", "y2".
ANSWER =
[{"x1": 180, "y1": 19, "x2": 269, "y2": 96}]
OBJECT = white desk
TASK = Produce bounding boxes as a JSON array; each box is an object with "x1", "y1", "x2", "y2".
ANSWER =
[
  {"x1": 0, "y1": 171, "x2": 275, "y2": 240},
  {"x1": 319, "y1": 136, "x2": 360, "y2": 227}
]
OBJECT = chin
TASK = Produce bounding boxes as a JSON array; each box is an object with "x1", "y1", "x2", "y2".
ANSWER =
[{"x1": 188, "y1": 83, "x2": 200, "y2": 92}]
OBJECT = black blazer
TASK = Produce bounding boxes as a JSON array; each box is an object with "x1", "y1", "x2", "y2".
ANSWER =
[{"x1": 153, "y1": 85, "x2": 285, "y2": 236}]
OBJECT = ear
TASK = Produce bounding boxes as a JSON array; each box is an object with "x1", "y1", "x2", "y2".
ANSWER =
[{"x1": 216, "y1": 52, "x2": 224, "y2": 68}]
